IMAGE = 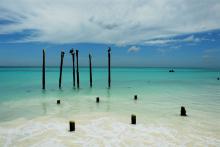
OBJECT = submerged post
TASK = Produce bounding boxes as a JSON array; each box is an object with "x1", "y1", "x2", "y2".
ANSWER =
[
  {"x1": 70, "y1": 49, "x2": 75, "y2": 87},
  {"x1": 180, "y1": 106, "x2": 187, "y2": 116},
  {"x1": 69, "y1": 121, "x2": 75, "y2": 132},
  {"x1": 76, "y1": 50, "x2": 80, "y2": 88},
  {"x1": 57, "y1": 99, "x2": 60, "y2": 104},
  {"x1": 89, "y1": 53, "x2": 92, "y2": 87},
  {"x1": 42, "y1": 49, "x2": 46, "y2": 90},
  {"x1": 59, "y1": 51, "x2": 65, "y2": 89},
  {"x1": 131, "y1": 114, "x2": 136, "y2": 124},
  {"x1": 108, "y1": 47, "x2": 111, "y2": 88}
]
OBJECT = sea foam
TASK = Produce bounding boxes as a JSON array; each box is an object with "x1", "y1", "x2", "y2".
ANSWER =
[{"x1": 0, "y1": 116, "x2": 219, "y2": 147}]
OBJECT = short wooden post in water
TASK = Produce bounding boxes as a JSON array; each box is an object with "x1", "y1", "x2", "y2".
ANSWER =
[
  {"x1": 59, "y1": 51, "x2": 65, "y2": 89},
  {"x1": 131, "y1": 114, "x2": 136, "y2": 124},
  {"x1": 180, "y1": 106, "x2": 187, "y2": 116},
  {"x1": 70, "y1": 49, "x2": 75, "y2": 87},
  {"x1": 42, "y1": 49, "x2": 46, "y2": 89},
  {"x1": 96, "y1": 97, "x2": 99, "y2": 103},
  {"x1": 57, "y1": 100, "x2": 60, "y2": 104},
  {"x1": 76, "y1": 50, "x2": 80, "y2": 88},
  {"x1": 89, "y1": 54, "x2": 93, "y2": 87},
  {"x1": 108, "y1": 47, "x2": 111, "y2": 88},
  {"x1": 69, "y1": 121, "x2": 75, "y2": 132},
  {"x1": 217, "y1": 77, "x2": 220, "y2": 80},
  {"x1": 134, "y1": 95, "x2": 138, "y2": 100}
]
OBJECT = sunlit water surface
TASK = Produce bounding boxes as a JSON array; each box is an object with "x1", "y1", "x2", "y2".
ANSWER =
[{"x1": 0, "y1": 67, "x2": 219, "y2": 146}]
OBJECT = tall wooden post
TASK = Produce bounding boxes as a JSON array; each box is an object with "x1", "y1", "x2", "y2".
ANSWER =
[
  {"x1": 108, "y1": 47, "x2": 111, "y2": 88},
  {"x1": 76, "y1": 50, "x2": 80, "y2": 88},
  {"x1": 89, "y1": 53, "x2": 92, "y2": 87},
  {"x1": 42, "y1": 49, "x2": 45, "y2": 89},
  {"x1": 59, "y1": 51, "x2": 65, "y2": 89},
  {"x1": 70, "y1": 49, "x2": 75, "y2": 87}
]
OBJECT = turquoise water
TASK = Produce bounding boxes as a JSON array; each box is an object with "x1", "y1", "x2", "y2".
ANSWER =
[{"x1": 0, "y1": 67, "x2": 220, "y2": 146}]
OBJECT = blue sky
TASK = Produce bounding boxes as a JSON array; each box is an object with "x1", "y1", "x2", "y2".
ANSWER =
[{"x1": 0, "y1": 0, "x2": 220, "y2": 67}]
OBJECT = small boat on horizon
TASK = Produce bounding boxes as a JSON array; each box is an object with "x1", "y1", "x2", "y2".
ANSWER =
[{"x1": 169, "y1": 69, "x2": 175, "y2": 72}]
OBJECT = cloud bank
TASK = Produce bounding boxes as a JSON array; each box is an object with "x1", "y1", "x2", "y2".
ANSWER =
[
  {"x1": 144, "y1": 35, "x2": 206, "y2": 45},
  {"x1": 0, "y1": 0, "x2": 220, "y2": 44}
]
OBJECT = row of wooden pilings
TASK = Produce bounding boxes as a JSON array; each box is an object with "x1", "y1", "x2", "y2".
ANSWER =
[
  {"x1": 42, "y1": 48, "x2": 111, "y2": 89},
  {"x1": 55, "y1": 95, "x2": 187, "y2": 132}
]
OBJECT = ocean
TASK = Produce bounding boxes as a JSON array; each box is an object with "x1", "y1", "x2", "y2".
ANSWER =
[{"x1": 0, "y1": 67, "x2": 219, "y2": 146}]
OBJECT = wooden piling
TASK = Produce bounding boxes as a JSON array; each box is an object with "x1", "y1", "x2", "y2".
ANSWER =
[
  {"x1": 70, "y1": 49, "x2": 75, "y2": 87},
  {"x1": 131, "y1": 114, "x2": 136, "y2": 124},
  {"x1": 76, "y1": 50, "x2": 80, "y2": 88},
  {"x1": 180, "y1": 106, "x2": 187, "y2": 116},
  {"x1": 108, "y1": 47, "x2": 111, "y2": 88},
  {"x1": 69, "y1": 121, "x2": 75, "y2": 132},
  {"x1": 217, "y1": 77, "x2": 220, "y2": 80},
  {"x1": 59, "y1": 51, "x2": 65, "y2": 89},
  {"x1": 134, "y1": 95, "x2": 138, "y2": 100},
  {"x1": 89, "y1": 54, "x2": 92, "y2": 87},
  {"x1": 57, "y1": 100, "x2": 60, "y2": 104},
  {"x1": 42, "y1": 49, "x2": 45, "y2": 90},
  {"x1": 96, "y1": 97, "x2": 99, "y2": 103}
]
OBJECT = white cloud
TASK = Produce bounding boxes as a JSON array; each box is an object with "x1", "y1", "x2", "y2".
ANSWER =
[
  {"x1": 144, "y1": 35, "x2": 202, "y2": 45},
  {"x1": 157, "y1": 45, "x2": 181, "y2": 53},
  {"x1": 128, "y1": 46, "x2": 140, "y2": 52},
  {"x1": 0, "y1": 0, "x2": 220, "y2": 44}
]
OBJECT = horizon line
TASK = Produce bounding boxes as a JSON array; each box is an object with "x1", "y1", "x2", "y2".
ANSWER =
[{"x1": 0, "y1": 65, "x2": 219, "y2": 69}]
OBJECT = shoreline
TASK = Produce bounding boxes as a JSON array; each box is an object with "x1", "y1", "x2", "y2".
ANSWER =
[{"x1": 0, "y1": 113, "x2": 219, "y2": 147}]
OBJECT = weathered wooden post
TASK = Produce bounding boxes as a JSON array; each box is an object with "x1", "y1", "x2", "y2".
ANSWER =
[
  {"x1": 59, "y1": 51, "x2": 65, "y2": 89},
  {"x1": 134, "y1": 95, "x2": 138, "y2": 100},
  {"x1": 96, "y1": 97, "x2": 99, "y2": 103},
  {"x1": 70, "y1": 49, "x2": 75, "y2": 87},
  {"x1": 69, "y1": 121, "x2": 75, "y2": 132},
  {"x1": 89, "y1": 53, "x2": 92, "y2": 87},
  {"x1": 217, "y1": 77, "x2": 220, "y2": 80},
  {"x1": 180, "y1": 106, "x2": 187, "y2": 116},
  {"x1": 108, "y1": 47, "x2": 111, "y2": 88},
  {"x1": 76, "y1": 50, "x2": 80, "y2": 88},
  {"x1": 57, "y1": 100, "x2": 60, "y2": 104},
  {"x1": 131, "y1": 114, "x2": 136, "y2": 124},
  {"x1": 42, "y1": 49, "x2": 46, "y2": 90}
]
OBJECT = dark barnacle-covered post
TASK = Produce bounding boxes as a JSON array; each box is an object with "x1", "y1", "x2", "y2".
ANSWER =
[
  {"x1": 76, "y1": 50, "x2": 80, "y2": 88},
  {"x1": 180, "y1": 106, "x2": 187, "y2": 116},
  {"x1": 69, "y1": 121, "x2": 75, "y2": 132},
  {"x1": 70, "y1": 49, "x2": 75, "y2": 87},
  {"x1": 131, "y1": 114, "x2": 136, "y2": 124},
  {"x1": 108, "y1": 47, "x2": 111, "y2": 88},
  {"x1": 89, "y1": 53, "x2": 93, "y2": 87},
  {"x1": 59, "y1": 51, "x2": 65, "y2": 89},
  {"x1": 42, "y1": 49, "x2": 46, "y2": 90}
]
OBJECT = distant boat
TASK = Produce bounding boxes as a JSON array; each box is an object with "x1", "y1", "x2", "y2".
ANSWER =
[{"x1": 169, "y1": 69, "x2": 175, "y2": 72}]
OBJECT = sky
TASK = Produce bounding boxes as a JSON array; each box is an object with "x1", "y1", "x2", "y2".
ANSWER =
[{"x1": 0, "y1": 0, "x2": 220, "y2": 68}]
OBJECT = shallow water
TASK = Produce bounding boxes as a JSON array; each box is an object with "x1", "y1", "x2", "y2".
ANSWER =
[{"x1": 0, "y1": 67, "x2": 220, "y2": 146}]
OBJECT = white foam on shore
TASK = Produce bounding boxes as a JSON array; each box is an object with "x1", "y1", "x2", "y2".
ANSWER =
[
  {"x1": 30, "y1": 138, "x2": 66, "y2": 147},
  {"x1": 0, "y1": 116, "x2": 219, "y2": 147}
]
